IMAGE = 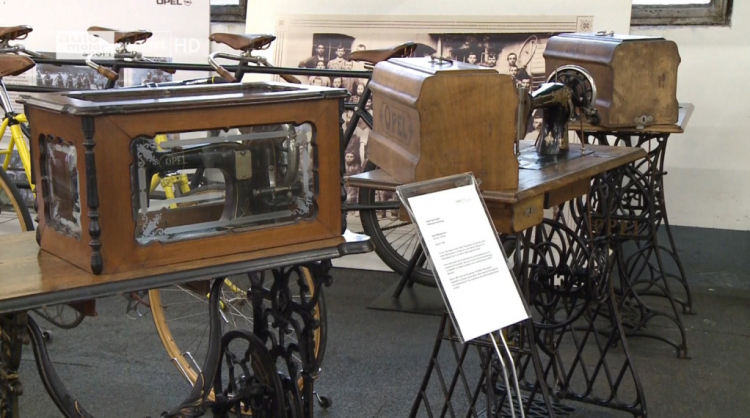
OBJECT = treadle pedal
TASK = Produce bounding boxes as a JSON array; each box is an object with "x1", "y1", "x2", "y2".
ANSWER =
[
  {"x1": 313, "y1": 391, "x2": 332, "y2": 409},
  {"x1": 479, "y1": 393, "x2": 577, "y2": 418}
]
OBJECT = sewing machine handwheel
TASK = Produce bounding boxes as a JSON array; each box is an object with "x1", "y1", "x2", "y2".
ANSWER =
[{"x1": 547, "y1": 65, "x2": 597, "y2": 113}]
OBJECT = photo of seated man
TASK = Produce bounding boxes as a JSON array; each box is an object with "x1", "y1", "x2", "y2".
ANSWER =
[{"x1": 299, "y1": 43, "x2": 328, "y2": 69}]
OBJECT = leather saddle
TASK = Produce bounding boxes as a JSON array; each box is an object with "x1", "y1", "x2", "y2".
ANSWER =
[
  {"x1": 0, "y1": 26, "x2": 33, "y2": 44},
  {"x1": 87, "y1": 26, "x2": 153, "y2": 44},
  {"x1": 0, "y1": 55, "x2": 35, "y2": 78},
  {"x1": 348, "y1": 42, "x2": 418, "y2": 64},
  {"x1": 210, "y1": 33, "x2": 276, "y2": 52}
]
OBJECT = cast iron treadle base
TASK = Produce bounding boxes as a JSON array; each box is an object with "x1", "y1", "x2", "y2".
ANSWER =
[
  {"x1": 580, "y1": 131, "x2": 691, "y2": 357},
  {"x1": 409, "y1": 313, "x2": 556, "y2": 418},
  {"x1": 478, "y1": 393, "x2": 577, "y2": 418}
]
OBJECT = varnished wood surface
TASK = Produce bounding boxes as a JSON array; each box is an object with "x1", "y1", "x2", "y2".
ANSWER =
[
  {"x1": 348, "y1": 141, "x2": 645, "y2": 203},
  {"x1": 576, "y1": 103, "x2": 694, "y2": 134},
  {"x1": 499, "y1": 142, "x2": 645, "y2": 203},
  {"x1": 0, "y1": 232, "x2": 371, "y2": 314},
  {"x1": 19, "y1": 81, "x2": 348, "y2": 115},
  {"x1": 367, "y1": 57, "x2": 519, "y2": 191},
  {"x1": 29, "y1": 95, "x2": 344, "y2": 274},
  {"x1": 545, "y1": 34, "x2": 680, "y2": 128},
  {"x1": 348, "y1": 141, "x2": 644, "y2": 233}
]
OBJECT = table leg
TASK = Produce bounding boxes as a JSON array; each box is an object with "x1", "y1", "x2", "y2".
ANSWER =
[
  {"x1": 408, "y1": 312, "x2": 557, "y2": 418},
  {"x1": 238, "y1": 261, "x2": 332, "y2": 418},
  {"x1": 512, "y1": 171, "x2": 647, "y2": 417},
  {"x1": 580, "y1": 132, "x2": 692, "y2": 357},
  {"x1": 0, "y1": 313, "x2": 26, "y2": 418},
  {"x1": 407, "y1": 232, "x2": 557, "y2": 418},
  {"x1": 392, "y1": 244, "x2": 425, "y2": 298},
  {"x1": 24, "y1": 278, "x2": 226, "y2": 418}
]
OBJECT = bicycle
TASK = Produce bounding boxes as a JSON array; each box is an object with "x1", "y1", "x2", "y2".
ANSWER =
[
  {"x1": 140, "y1": 33, "x2": 421, "y2": 411},
  {"x1": 0, "y1": 25, "x2": 212, "y2": 329},
  {"x1": 0, "y1": 26, "x2": 41, "y2": 233},
  {"x1": 207, "y1": 36, "x2": 434, "y2": 284},
  {"x1": 0, "y1": 26, "x2": 96, "y2": 330}
]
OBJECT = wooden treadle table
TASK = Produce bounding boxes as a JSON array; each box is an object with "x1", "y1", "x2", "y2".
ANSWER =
[
  {"x1": 0, "y1": 231, "x2": 371, "y2": 418},
  {"x1": 347, "y1": 140, "x2": 646, "y2": 233},
  {"x1": 0, "y1": 232, "x2": 369, "y2": 314},
  {"x1": 350, "y1": 140, "x2": 650, "y2": 418},
  {"x1": 573, "y1": 102, "x2": 696, "y2": 359}
]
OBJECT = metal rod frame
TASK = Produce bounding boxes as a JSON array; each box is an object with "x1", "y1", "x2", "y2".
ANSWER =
[{"x1": 579, "y1": 131, "x2": 692, "y2": 359}]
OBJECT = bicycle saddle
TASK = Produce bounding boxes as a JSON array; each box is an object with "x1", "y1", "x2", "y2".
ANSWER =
[
  {"x1": 209, "y1": 33, "x2": 276, "y2": 52},
  {"x1": 87, "y1": 26, "x2": 153, "y2": 44},
  {"x1": 0, "y1": 26, "x2": 32, "y2": 43},
  {"x1": 347, "y1": 42, "x2": 418, "y2": 64},
  {"x1": 0, "y1": 55, "x2": 35, "y2": 78}
]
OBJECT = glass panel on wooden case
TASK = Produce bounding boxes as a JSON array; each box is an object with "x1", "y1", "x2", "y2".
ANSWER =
[
  {"x1": 41, "y1": 136, "x2": 82, "y2": 239},
  {"x1": 131, "y1": 123, "x2": 316, "y2": 245}
]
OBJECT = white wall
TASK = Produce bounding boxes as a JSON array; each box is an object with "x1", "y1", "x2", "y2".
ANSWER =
[
  {"x1": 0, "y1": 0, "x2": 210, "y2": 65},
  {"x1": 632, "y1": 2, "x2": 750, "y2": 230},
  {"x1": 245, "y1": 0, "x2": 632, "y2": 33}
]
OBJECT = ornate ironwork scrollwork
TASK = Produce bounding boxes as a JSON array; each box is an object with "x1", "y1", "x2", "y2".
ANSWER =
[
  {"x1": 0, "y1": 314, "x2": 27, "y2": 418},
  {"x1": 210, "y1": 330, "x2": 286, "y2": 418}
]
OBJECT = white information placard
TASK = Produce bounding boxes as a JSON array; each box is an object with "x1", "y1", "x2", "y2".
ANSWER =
[{"x1": 403, "y1": 177, "x2": 529, "y2": 342}]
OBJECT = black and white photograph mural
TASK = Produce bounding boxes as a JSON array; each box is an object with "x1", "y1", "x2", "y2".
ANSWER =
[{"x1": 284, "y1": 30, "x2": 559, "y2": 202}]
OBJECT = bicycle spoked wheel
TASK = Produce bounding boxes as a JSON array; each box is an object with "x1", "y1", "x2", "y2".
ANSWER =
[
  {"x1": 150, "y1": 267, "x2": 326, "y2": 414},
  {"x1": 517, "y1": 35, "x2": 538, "y2": 69},
  {"x1": 357, "y1": 166, "x2": 435, "y2": 287},
  {"x1": 0, "y1": 167, "x2": 33, "y2": 233},
  {"x1": 1, "y1": 161, "x2": 86, "y2": 329}
]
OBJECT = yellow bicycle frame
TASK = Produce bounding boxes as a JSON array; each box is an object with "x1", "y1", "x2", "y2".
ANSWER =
[
  {"x1": 0, "y1": 113, "x2": 34, "y2": 192},
  {"x1": 148, "y1": 133, "x2": 191, "y2": 209}
]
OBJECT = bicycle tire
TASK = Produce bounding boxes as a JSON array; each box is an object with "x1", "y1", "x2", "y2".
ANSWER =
[
  {"x1": 357, "y1": 164, "x2": 435, "y2": 287},
  {"x1": 150, "y1": 267, "x2": 326, "y2": 414},
  {"x1": 2, "y1": 153, "x2": 86, "y2": 330},
  {"x1": 216, "y1": 329, "x2": 287, "y2": 418},
  {"x1": 0, "y1": 167, "x2": 33, "y2": 232}
]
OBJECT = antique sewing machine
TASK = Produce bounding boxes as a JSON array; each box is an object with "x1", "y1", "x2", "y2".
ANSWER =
[
  {"x1": 516, "y1": 64, "x2": 599, "y2": 168},
  {"x1": 367, "y1": 56, "x2": 601, "y2": 183},
  {"x1": 21, "y1": 82, "x2": 347, "y2": 274},
  {"x1": 544, "y1": 32, "x2": 680, "y2": 128},
  {"x1": 368, "y1": 30, "x2": 680, "y2": 177},
  {"x1": 355, "y1": 53, "x2": 651, "y2": 417}
]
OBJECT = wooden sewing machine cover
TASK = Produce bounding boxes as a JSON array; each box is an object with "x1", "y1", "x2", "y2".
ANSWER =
[
  {"x1": 544, "y1": 32, "x2": 680, "y2": 128},
  {"x1": 367, "y1": 57, "x2": 519, "y2": 191},
  {"x1": 21, "y1": 82, "x2": 347, "y2": 275}
]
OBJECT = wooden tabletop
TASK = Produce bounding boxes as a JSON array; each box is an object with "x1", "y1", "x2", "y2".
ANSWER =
[
  {"x1": 348, "y1": 141, "x2": 645, "y2": 204},
  {"x1": 347, "y1": 141, "x2": 645, "y2": 233},
  {"x1": 0, "y1": 231, "x2": 371, "y2": 314},
  {"x1": 576, "y1": 103, "x2": 694, "y2": 134}
]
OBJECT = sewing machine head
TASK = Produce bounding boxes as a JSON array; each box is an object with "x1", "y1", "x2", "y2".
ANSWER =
[
  {"x1": 543, "y1": 32, "x2": 680, "y2": 129},
  {"x1": 519, "y1": 65, "x2": 598, "y2": 155}
]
